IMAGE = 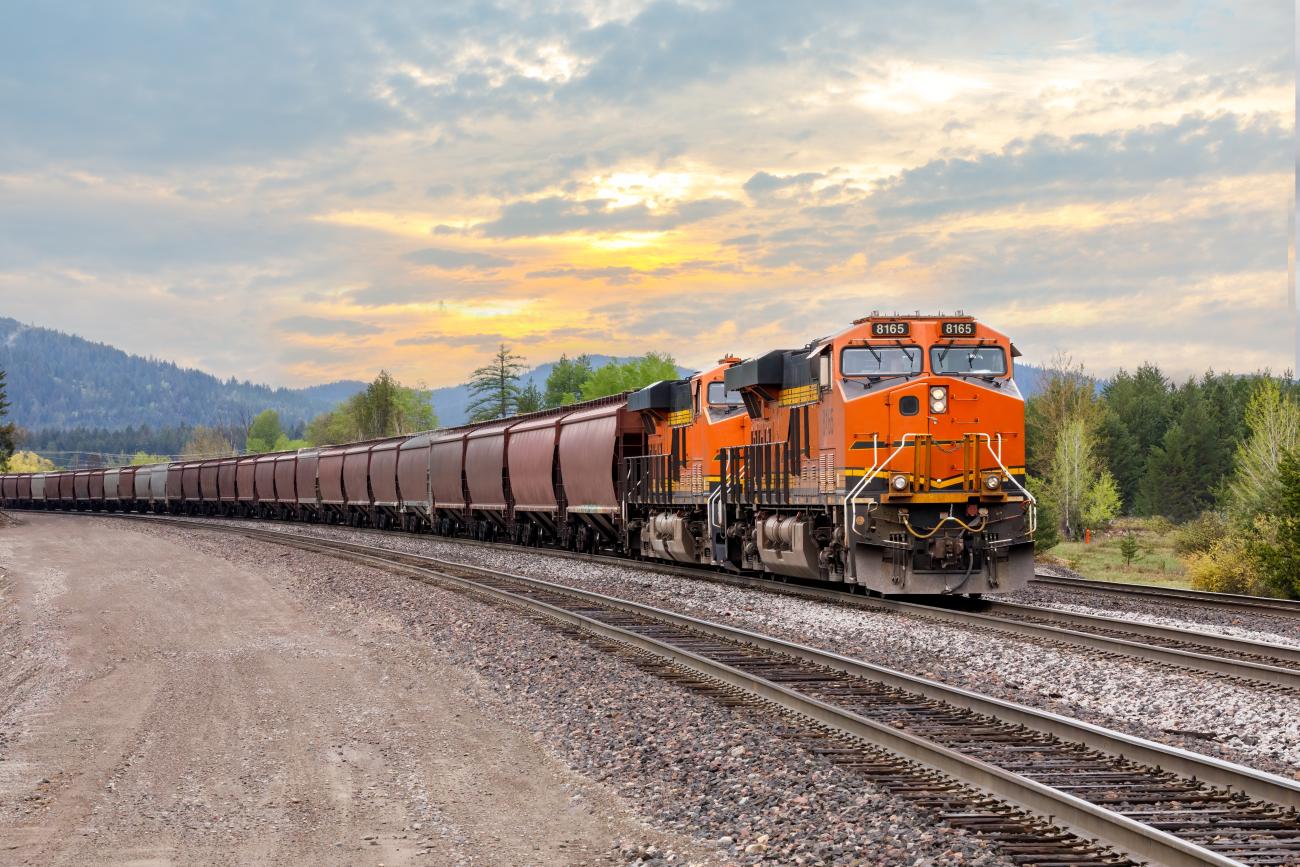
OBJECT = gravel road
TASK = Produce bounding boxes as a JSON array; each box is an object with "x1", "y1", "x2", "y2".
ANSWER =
[
  {"x1": 0, "y1": 515, "x2": 718, "y2": 866},
  {"x1": 215, "y1": 520, "x2": 1300, "y2": 778},
  {"x1": 0, "y1": 514, "x2": 1013, "y2": 866}
]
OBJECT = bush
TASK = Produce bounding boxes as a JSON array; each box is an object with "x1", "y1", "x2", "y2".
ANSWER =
[
  {"x1": 1172, "y1": 511, "x2": 1228, "y2": 556},
  {"x1": 1147, "y1": 515, "x2": 1175, "y2": 536},
  {"x1": 1186, "y1": 538, "x2": 1258, "y2": 594}
]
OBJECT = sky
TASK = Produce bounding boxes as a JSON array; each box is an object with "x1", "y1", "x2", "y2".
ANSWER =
[{"x1": 0, "y1": 1, "x2": 1294, "y2": 388}]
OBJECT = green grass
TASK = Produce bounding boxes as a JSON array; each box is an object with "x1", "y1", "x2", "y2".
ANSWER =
[{"x1": 1039, "y1": 516, "x2": 1193, "y2": 590}]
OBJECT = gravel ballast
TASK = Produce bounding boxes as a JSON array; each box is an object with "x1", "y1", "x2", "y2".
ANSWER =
[
  {"x1": 124, "y1": 519, "x2": 1016, "y2": 867},
  {"x1": 1000, "y1": 577, "x2": 1300, "y2": 648},
  {"x1": 207, "y1": 520, "x2": 1300, "y2": 779}
]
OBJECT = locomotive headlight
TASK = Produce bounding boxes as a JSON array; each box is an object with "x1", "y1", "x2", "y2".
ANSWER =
[
  {"x1": 984, "y1": 474, "x2": 1002, "y2": 491},
  {"x1": 929, "y1": 386, "x2": 948, "y2": 413},
  {"x1": 891, "y1": 474, "x2": 909, "y2": 491}
]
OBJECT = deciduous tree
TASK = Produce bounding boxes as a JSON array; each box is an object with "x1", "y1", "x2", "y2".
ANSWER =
[
  {"x1": 306, "y1": 372, "x2": 438, "y2": 444},
  {"x1": 1047, "y1": 416, "x2": 1119, "y2": 540},
  {"x1": 580, "y1": 353, "x2": 678, "y2": 399},
  {"x1": 7, "y1": 450, "x2": 54, "y2": 472},
  {"x1": 181, "y1": 426, "x2": 235, "y2": 458},
  {"x1": 1025, "y1": 355, "x2": 1100, "y2": 479},
  {"x1": 1224, "y1": 379, "x2": 1300, "y2": 520},
  {"x1": 245, "y1": 409, "x2": 284, "y2": 453}
]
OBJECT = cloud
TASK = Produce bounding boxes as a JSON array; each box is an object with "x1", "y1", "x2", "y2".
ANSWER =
[
  {"x1": 743, "y1": 170, "x2": 824, "y2": 200},
  {"x1": 344, "y1": 279, "x2": 509, "y2": 307},
  {"x1": 394, "y1": 331, "x2": 507, "y2": 348},
  {"x1": 478, "y1": 195, "x2": 740, "y2": 238},
  {"x1": 332, "y1": 179, "x2": 397, "y2": 199},
  {"x1": 0, "y1": 1, "x2": 1292, "y2": 387},
  {"x1": 870, "y1": 113, "x2": 1290, "y2": 220},
  {"x1": 527, "y1": 260, "x2": 740, "y2": 285},
  {"x1": 403, "y1": 246, "x2": 512, "y2": 269},
  {"x1": 275, "y1": 315, "x2": 382, "y2": 337}
]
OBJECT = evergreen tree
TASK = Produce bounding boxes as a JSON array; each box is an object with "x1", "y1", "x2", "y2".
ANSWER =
[
  {"x1": 516, "y1": 381, "x2": 543, "y2": 414},
  {"x1": 358, "y1": 370, "x2": 400, "y2": 437},
  {"x1": 543, "y1": 354, "x2": 593, "y2": 407},
  {"x1": 1025, "y1": 475, "x2": 1061, "y2": 551},
  {"x1": 1099, "y1": 364, "x2": 1171, "y2": 510},
  {"x1": 1138, "y1": 392, "x2": 1223, "y2": 521},
  {"x1": 0, "y1": 368, "x2": 13, "y2": 471},
  {"x1": 466, "y1": 345, "x2": 527, "y2": 422},
  {"x1": 1097, "y1": 409, "x2": 1142, "y2": 510},
  {"x1": 1252, "y1": 449, "x2": 1300, "y2": 598}
]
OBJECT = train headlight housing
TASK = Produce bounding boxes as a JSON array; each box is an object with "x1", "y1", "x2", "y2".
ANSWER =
[
  {"x1": 891, "y1": 474, "x2": 909, "y2": 492},
  {"x1": 929, "y1": 386, "x2": 948, "y2": 414},
  {"x1": 984, "y1": 474, "x2": 1002, "y2": 491}
]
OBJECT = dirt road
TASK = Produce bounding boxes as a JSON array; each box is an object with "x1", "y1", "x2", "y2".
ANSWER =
[{"x1": 0, "y1": 514, "x2": 703, "y2": 866}]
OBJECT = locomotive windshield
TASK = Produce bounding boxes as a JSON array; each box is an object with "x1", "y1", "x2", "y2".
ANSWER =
[
  {"x1": 841, "y1": 346, "x2": 922, "y2": 377},
  {"x1": 931, "y1": 344, "x2": 1007, "y2": 375},
  {"x1": 706, "y1": 382, "x2": 744, "y2": 405}
]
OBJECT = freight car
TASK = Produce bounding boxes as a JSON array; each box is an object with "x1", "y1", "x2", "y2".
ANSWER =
[{"x1": 6, "y1": 313, "x2": 1035, "y2": 596}]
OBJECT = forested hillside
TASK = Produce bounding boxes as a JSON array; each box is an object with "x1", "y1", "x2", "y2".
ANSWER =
[{"x1": 0, "y1": 318, "x2": 365, "y2": 430}]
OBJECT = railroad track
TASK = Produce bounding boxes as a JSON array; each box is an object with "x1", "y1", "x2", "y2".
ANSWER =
[
  {"x1": 217, "y1": 517, "x2": 1300, "y2": 690},
  {"x1": 1030, "y1": 574, "x2": 1300, "y2": 621},
  {"x1": 63, "y1": 512, "x2": 1300, "y2": 865}
]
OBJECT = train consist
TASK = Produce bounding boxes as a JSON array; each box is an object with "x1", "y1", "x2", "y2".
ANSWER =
[{"x1": 1, "y1": 313, "x2": 1036, "y2": 595}]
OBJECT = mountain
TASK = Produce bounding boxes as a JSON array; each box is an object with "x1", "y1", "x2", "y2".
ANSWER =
[
  {"x1": 0, "y1": 318, "x2": 366, "y2": 431},
  {"x1": 1013, "y1": 362, "x2": 1046, "y2": 400},
  {"x1": 0, "y1": 319, "x2": 694, "y2": 432}
]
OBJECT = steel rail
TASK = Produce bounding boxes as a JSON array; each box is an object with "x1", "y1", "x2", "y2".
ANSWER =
[
  {"x1": 1031, "y1": 574, "x2": 1300, "y2": 619},
  {"x1": 979, "y1": 598, "x2": 1300, "y2": 670},
  {"x1": 71, "y1": 512, "x2": 1300, "y2": 866}
]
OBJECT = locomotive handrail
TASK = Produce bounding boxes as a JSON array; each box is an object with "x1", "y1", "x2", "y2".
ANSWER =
[
  {"x1": 845, "y1": 432, "x2": 919, "y2": 538},
  {"x1": 976, "y1": 433, "x2": 1035, "y2": 504}
]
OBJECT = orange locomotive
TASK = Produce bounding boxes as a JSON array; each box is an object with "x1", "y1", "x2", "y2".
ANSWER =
[{"x1": 626, "y1": 312, "x2": 1036, "y2": 595}]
